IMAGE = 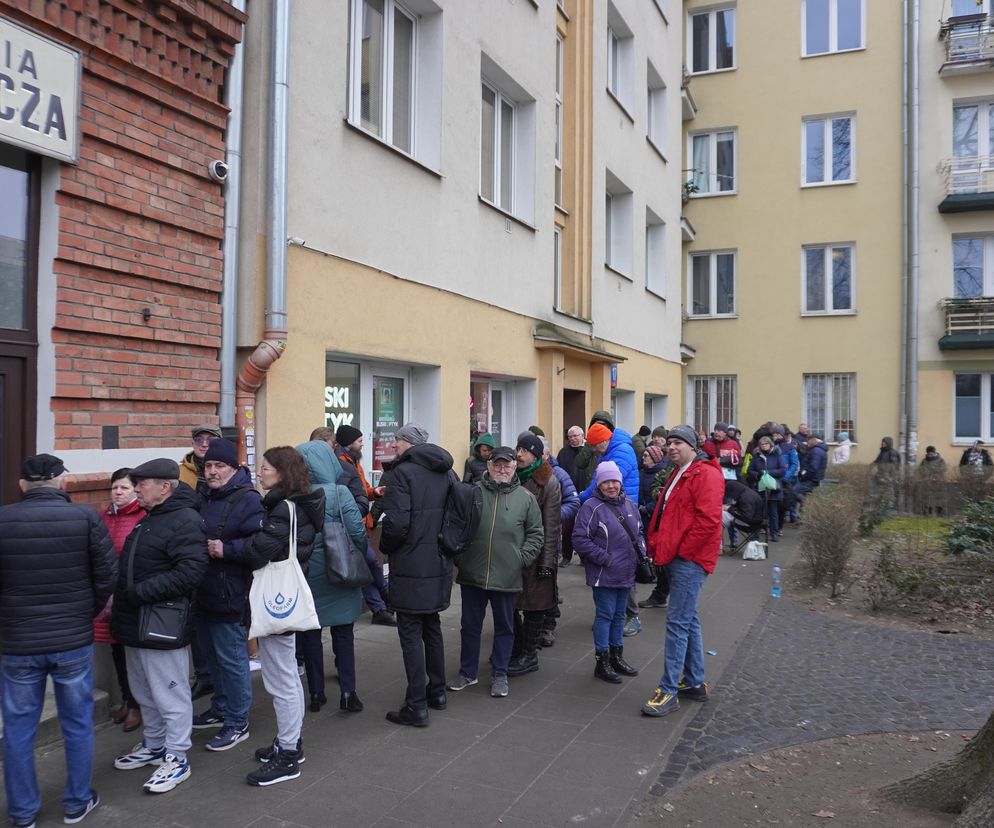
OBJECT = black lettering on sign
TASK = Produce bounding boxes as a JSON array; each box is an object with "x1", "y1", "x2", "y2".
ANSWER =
[
  {"x1": 43, "y1": 94, "x2": 65, "y2": 140},
  {"x1": 17, "y1": 49, "x2": 37, "y2": 79},
  {"x1": 0, "y1": 73, "x2": 12, "y2": 121},
  {"x1": 20, "y1": 82, "x2": 39, "y2": 131}
]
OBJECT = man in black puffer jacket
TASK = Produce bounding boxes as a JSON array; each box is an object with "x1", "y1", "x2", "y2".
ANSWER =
[
  {"x1": 380, "y1": 423, "x2": 455, "y2": 728},
  {"x1": 110, "y1": 458, "x2": 207, "y2": 796},
  {"x1": 0, "y1": 453, "x2": 116, "y2": 826},
  {"x1": 192, "y1": 439, "x2": 264, "y2": 752}
]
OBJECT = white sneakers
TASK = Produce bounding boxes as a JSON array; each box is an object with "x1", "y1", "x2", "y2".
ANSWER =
[{"x1": 114, "y1": 743, "x2": 190, "y2": 794}]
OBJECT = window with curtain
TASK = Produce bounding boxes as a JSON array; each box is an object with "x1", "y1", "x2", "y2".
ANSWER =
[{"x1": 690, "y1": 130, "x2": 736, "y2": 194}]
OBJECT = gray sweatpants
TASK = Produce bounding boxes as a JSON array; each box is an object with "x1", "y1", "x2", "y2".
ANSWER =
[
  {"x1": 125, "y1": 646, "x2": 193, "y2": 761},
  {"x1": 258, "y1": 633, "x2": 304, "y2": 750}
]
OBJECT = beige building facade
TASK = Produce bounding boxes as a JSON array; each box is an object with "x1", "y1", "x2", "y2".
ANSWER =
[
  {"x1": 680, "y1": 0, "x2": 905, "y2": 461},
  {"x1": 235, "y1": 0, "x2": 686, "y2": 470}
]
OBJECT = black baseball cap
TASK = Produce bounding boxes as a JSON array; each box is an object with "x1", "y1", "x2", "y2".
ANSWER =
[{"x1": 490, "y1": 446, "x2": 516, "y2": 462}]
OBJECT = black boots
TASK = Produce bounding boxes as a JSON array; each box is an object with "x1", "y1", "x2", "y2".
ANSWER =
[
  {"x1": 507, "y1": 613, "x2": 543, "y2": 676},
  {"x1": 594, "y1": 651, "x2": 621, "y2": 684},
  {"x1": 609, "y1": 645, "x2": 638, "y2": 677},
  {"x1": 340, "y1": 691, "x2": 363, "y2": 712}
]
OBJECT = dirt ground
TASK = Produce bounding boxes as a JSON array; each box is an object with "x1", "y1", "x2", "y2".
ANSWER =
[{"x1": 629, "y1": 731, "x2": 966, "y2": 827}]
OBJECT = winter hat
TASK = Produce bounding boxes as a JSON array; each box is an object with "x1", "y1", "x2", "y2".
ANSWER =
[
  {"x1": 714, "y1": 422, "x2": 729, "y2": 433},
  {"x1": 837, "y1": 431, "x2": 849, "y2": 441},
  {"x1": 528, "y1": 425, "x2": 546, "y2": 437},
  {"x1": 395, "y1": 422, "x2": 429, "y2": 446},
  {"x1": 516, "y1": 431, "x2": 544, "y2": 460},
  {"x1": 204, "y1": 438, "x2": 239, "y2": 468},
  {"x1": 667, "y1": 424, "x2": 699, "y2": 449},
  {"x1": 651, "y1": 425, "x2": 668, "y2": 439},
  {"x1": 192, "y1": 424, "x2": 222, "y2": 439},
  {"x1": 644, "y1": 445, "x2": 665, "y2": 465},
  {"x1": 594, "y1": 460, "x2": 623, "y2": 487},
  {"x1": 335, "y1": 424, "x2": 363, "y2": 447},
  {"x1": 586, "y1": 423, "x2": 613, "y2": 445},
  {"x1": 772, "y1": 425, "x2": 786, "y2": 437},
  {"x1": 21, "y1": 453, "x2": 67, "y2": 481},
  {"x1": 589, "y1": 409, "x2": 615, "y2": 430},
  {"x1": 474, "y1": 432, "x2": 497, "y2": 449},
  {"x1": 638, "y1": 425, "x2": 651, "y2": 437}
]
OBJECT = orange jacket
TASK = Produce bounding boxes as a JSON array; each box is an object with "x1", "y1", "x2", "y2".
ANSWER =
[{"x1": 338, "y1": 451, "x2": 378, "y2": 530}]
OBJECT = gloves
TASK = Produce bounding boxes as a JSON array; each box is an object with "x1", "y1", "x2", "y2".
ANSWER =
[{"x1": 536, "y1": 566, "x2": 555, "y2": 580}]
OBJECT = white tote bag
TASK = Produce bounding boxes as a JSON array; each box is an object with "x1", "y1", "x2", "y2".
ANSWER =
[{"x1": 248, "y1": 501, "x2": 320, "y2": 638}]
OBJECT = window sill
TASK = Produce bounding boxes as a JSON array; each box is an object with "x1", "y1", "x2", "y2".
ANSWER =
[
  {"x1": 645, "y1": 286, "x2": 667, "y2": 302},
  {"x1": 553, "y1": 307, "x2": 592, "y2": 324},
  {"x1": 801, "y1": 309, "x2": 857, "y2": 317},
  {"x1": 801, "y1": 179, "x2": 857, "y2": 189},
  {"x1": 478, "y1": 196, "x2": 536, "y2": 231},
  {"x1": 652, "y1": 0, "x2": 668, "y2": 25},
  {"x1": 688, "y1": 66, "x2": 736, "y2": 77},
  {"x1": 605, "y1": 263, "x2": 632, "y2": 281},
  {"x1": 686, "y1": 313, "x2": 737, "y2": 320},
  {"x1": 646, "y1": 136, "x2": 668, "y2": 164},
  {"x1": 344, "y1": 120, "x2": 442, "y2": 178},
  {"x1": 801, "y1": 46, "x2": 867, "y2": 59},
  {"x1": 555, "y1": 203, "x2": 570, "y2": 221},
  {"x1": 690, "y1": 190, "x2": 737, "y2": 199},
  {"x1": 606, "y1": 88, "x2": 635, "y2": 123}
]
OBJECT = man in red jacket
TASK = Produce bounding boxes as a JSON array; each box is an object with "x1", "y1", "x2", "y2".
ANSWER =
[{"x1": 641, "y1": 425, "x2": 723, "y2": 718}]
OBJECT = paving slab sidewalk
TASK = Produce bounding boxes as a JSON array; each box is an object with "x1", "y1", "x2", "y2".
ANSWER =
[{"x1": 3, "y1": 540, "x2": 785, "y2": 828}]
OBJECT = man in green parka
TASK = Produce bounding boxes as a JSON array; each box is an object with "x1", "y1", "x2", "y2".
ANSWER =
[{"x1": 447, "y1": 446, "x2": 543, "y2": 699}]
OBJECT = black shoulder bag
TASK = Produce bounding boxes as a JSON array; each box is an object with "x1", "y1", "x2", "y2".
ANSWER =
[
  {"x1": 126, "y1": 531, "x2": 191, "y2": 649},
  {"x1": 610, "y1": 503, "x2": 656, "y2": 584}
]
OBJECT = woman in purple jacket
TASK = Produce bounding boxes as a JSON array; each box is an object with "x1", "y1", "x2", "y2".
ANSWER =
[{"x1": 571, "y1": 461, "x2": 641, "y2": 684}]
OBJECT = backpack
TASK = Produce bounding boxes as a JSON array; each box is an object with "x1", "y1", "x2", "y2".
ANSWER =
[{"x1": 438, "y1": 474, "x2": 483, "y2": 557}]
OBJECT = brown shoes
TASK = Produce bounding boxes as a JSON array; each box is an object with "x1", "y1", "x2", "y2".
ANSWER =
[
  {"x1": 122, "y1": 708, "x2": 142, "y2": 732},
  {"x1": 111, "y1": 704, "x2": 128, "y2": 724}
]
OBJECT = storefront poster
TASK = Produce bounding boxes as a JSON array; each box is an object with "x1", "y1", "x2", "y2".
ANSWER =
[{"x1": 372, "y1": 376, "x2": 403, "y2": 471}]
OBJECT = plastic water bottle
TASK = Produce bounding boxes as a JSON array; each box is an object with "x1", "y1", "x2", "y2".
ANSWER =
[{"x1": 771, "y1": 564, "x2": 782, "y2": 598}]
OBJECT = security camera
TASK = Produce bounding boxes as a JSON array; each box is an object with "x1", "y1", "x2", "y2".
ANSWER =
[{"x1": 208, "y1": 160, "x2": 229, "y2": 183}]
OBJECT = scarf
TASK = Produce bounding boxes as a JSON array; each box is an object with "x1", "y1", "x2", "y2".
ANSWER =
[{"x1": 515, "y1": 457, "x2": 542, "y2": 484}]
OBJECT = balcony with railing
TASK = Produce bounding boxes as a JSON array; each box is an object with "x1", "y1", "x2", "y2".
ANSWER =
[
  {"x1": 939, "y1": 297, "x2": 994, "y2": 349},
  {"x1": 938, "y1": 155, "x2": 994, "y2": 212},
  {"x1": 681, "y1": 65, "x2": 696, "y2": 121},
  {"x1": 939, "y1": 15, "x2": 994, "y2": 75}
]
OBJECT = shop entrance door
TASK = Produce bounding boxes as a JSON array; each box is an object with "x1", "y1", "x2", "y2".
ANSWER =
[
  {"x1": 0, "y1": 357, "x2": 29, "y2": 505},
  {"x1": 563, "y1": 389, "x2": 586, "y2": 442},
  {"x1": 367, "y1": 367, "x2": 409, "y2": 473},
  {"x1": 470, "y1": 379, "x2": 508, "y2": 449}
]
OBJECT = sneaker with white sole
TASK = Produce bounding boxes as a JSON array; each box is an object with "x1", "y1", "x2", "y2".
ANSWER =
[
  {"x1": 246, "y1": 751, "x2": 301, "y2": 787},
  {"x1": 63, "y1": 791, "x2": 100, "y2": 824},
  {"x1": 191, "y1": 710, "x2": 224, "y2": 729},
  {"x1": 142, "y1": 754, "x2": 191, "y2": 793},
  {"x1": 446, "y1": 674, "x2": 478, "y2": 692},
  {"x1": 114, "y1": 742, "x2": 166, "y2": 770},
  {"x1": 205, "y1": 723, "x2": 250, "y2": 752},
  {"x1": 623, "y1": 615, "x2": 643, "y2": 637},
  {"x1": 254, "y1": 737, "x2": 305, "y2": 764},
  {"x1": 490, "y1": 674, "x2": 509, "y2": 698}
]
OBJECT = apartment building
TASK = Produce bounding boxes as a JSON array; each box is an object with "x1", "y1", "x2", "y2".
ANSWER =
[
  {"x1": 919, "y1": 0, "x2": 994, "y2": 460},
  {"x1": 235, "y1": 0, "x2": 685, "y2": 469},
  {"x1": 680, "y1": 0, "x2": 905, "y2": 461}
]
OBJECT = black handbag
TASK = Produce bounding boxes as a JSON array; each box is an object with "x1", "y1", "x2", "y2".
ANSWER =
[
  {"x1": 611, "y1": 503, "x2": 656, "y2": 584},
  {"x1": 323, "y1": 488, "x2": 373, "y2": 588},
  {"x1": 126, "y1": 534, "x2": 191, "y2": 648}
]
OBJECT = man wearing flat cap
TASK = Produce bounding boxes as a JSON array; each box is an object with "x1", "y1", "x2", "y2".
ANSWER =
[
  {"x1": 448, "y1": 446, "x2": 544, "y2": 700},
  {"x1": 179, "y1": 425, "x2": 223, "y2": 490},
  {"x1": 192, "y1": 439, "x2": 264, "y2": 752},
  {"x1": 0, "y1": 454, "x2": 116, "y2": 826},
  {"x1": 641, "y1": 425, "x2": 723, "y2": 719},
  {"x1": 111, "y1": 458, "x2": 208, "y2": 795}
]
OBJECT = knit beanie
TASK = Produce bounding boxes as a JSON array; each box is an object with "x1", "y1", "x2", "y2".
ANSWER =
[
  {"x1": 395, "y1": 422, "x2": 429, "y2": 446},
  {"x1": 527, "y1": 425, "x2": 546, "y2": 437},
  {"x1": 516, "y1": 431, "x2": 545, "y2": 460},
  {"x1": 837, "y1": 432, "x2": 849, "y2": 442},
  {"x1": 204, "y1": 438, "x2": 239, "y2": 468},
  {"x1": 638, "y1": 425, "x2": 651, "y2": 437},
  {"x1": 335, "y1": 424, "x2": 362, "y2": 447},
  {"x1": 651, "y1": 425, "x2": 668, "y2": 439},
  {"x1": 586, "y1": 423, "x2": 613, "y2": 445},
  {"x1": 594, "y1": 460, "x2": 623, "y2": 487},
  {"x1": 667, "y1": 424, "x2": 699, "y2": 449},
  {"x1": 645, "y1": 445, "x2": 665, "y2": 465}
]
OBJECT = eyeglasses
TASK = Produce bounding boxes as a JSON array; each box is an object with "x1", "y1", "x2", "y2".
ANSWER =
[{"x1": 192, "y1": 436, "x2": 212, "y2": 445}]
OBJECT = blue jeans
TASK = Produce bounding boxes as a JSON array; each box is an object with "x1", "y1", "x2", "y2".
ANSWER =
[
  {"x1": 2, "y1": 644, "x2": 95, "y2": 821},
  {"x1": 591, "y1": 586, "x2": 628, "y2": 651},
  {"x1": 657, "y1": 558, "x2": 707, "y2": 694},
  {"x1": 199, "y1": 620, "x2": 251, "y2": 727},
  {"x1": 361, "y1": 543, "x2": 389, "y2": 613}
]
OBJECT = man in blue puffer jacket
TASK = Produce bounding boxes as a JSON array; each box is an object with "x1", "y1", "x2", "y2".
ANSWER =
[{"x1": 193, "y1": 439, "x2": 264, "y2": 752}]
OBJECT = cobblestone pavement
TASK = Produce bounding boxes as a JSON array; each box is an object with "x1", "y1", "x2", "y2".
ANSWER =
[{"x1": 649, "y1": 595, "x2": 994, "y2": 796}]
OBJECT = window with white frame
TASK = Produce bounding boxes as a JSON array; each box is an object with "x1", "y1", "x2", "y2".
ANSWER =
[
  {"x1": 954, "y1": 373, "x2": 994, "y2": 441},
  {"x1": 480, "y1": 56, "x2": 536, "y2": 223},
  {"x1": 553, "y1": 227, "x2": 562, "y2": 308},
  {"x1": 605, "y1": 170, "x2": 633, "y2": 276},
  {"x1": 555, "y1": 35, "x2": 564, "y2": 208},
  {"x1": 607, "y1": 3, "x2": 634, "y2": 114},
  {"x1": 802, "y1": 243, "x2": 854, "y2": 313},
  {"x1": 953, "y1": 236, "x2": 994, "y2": 297},
  {"x1": 803, "y1": 0, "x2": 864, "y2": 56},
  {"x1": 952, "y1": 101, "x2": 994, "y2": 192},
  {"x1": 348, "y1": 0, "x2": 442, "y2": 166},
  {"x1": 803, "y1": 373, "x2": 856, "y2": 441},
  {"x1": 689, "y1": 250, "x2": 735, "y2": 317},
  {"x1": 647, "y1": 61, "x2": 667, "y2": 154},
  {"x1": 688, "y1": 375, "x2": 736, "y2": 435},
  {"x1": 690, "y1": 129, "x2": 736, "y2": 194},
  {"x1": 645, "y1": 208, "x2": 666, "y2": 297},
  {"x1": 803, "y1": 114, "x2": 854, "y2": 185},
  {"x1": 689, "y1": 6, "x2": 735, "y2": 74},
  {"x1": 951, "y1": 0, "x2": 990, "y2": 16}
]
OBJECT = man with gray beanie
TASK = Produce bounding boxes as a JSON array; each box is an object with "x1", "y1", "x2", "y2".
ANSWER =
[{"x1": 641, "y1": 426, "x2": 722, "y2": 719}]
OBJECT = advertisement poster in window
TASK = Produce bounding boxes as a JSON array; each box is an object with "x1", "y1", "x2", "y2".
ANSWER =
[
  {"x1": 324, "y1": 360, "x2": 360, "y2": 431},
  {"x1": 372, "y1": 376, "x2": 403, "y2": 470}
]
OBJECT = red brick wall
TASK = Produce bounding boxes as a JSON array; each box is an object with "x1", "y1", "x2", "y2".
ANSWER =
[{"x1": 0, "y1": 0, "x2": 245, "y2": 450}]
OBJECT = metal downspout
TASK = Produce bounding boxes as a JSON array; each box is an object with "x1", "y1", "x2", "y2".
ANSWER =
[
  {"x1": 219, "y1": 0, "x2": 246, "y2": 430},
  {"x1": 235, "y1": 0, "x2": 290, "y2": 466},
  {"x1": 900, "y1": 0, "x2": 910, "y2": 463}
]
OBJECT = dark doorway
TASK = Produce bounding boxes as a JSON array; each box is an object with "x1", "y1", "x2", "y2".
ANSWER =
[
  {"x1": 0, "y1": 357, "x2": 29, "y2": 505},
  {"x1": 562, "y1": 389, "x2": 586, "y2": 442}
]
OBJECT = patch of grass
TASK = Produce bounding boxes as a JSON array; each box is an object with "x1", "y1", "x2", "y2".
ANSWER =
[{"x1": 876, "y1": 516, "x2": 951, "y2": 541}]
